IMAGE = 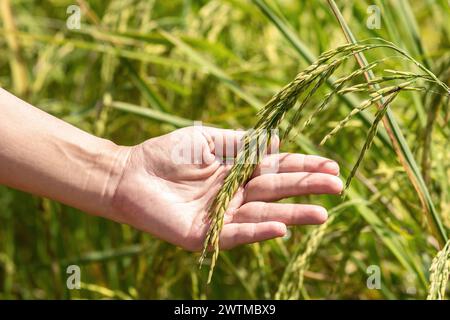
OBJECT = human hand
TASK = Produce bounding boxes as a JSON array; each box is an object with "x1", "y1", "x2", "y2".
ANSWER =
[
  {"x1": 110, "y1": 126, "x2": 343, "y2": 251},
  {"x1": 0, "y1": 89, "x2": 341, "y2": 252}
]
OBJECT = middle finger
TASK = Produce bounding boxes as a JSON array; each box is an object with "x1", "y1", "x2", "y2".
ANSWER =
[{"x1": 244, "y1": 172, "x2": 343, "y2": 202}]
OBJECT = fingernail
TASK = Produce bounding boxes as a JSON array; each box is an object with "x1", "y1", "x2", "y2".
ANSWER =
[
  {"x1": 316, "y1": 207, "x2": 328, "y2": 223},
  {"x1": 325, "y1": 161, "x2": 340, "y2": 175},
  {"x1": 330, "y1": 176, "x2": 344, "y2": 194}
]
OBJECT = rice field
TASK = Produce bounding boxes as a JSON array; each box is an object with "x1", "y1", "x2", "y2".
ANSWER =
[{"x1": 0, "y1": 0, "x2": 449, "y2": 299}]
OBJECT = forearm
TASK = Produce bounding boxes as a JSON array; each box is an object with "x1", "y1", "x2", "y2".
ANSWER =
[{"x1": 0, "y1": 88, "x2": 131, "y2": 218}]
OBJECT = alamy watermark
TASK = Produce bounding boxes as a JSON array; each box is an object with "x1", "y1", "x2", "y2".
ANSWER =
[
  {"x1": 66, "y1": 264, "x2": 81, "y2": 290},
  {"x1": 366, "y1": 264, "x2": 381, "y2": 289},
  {"x1": 66, "y1": 5, "x2": 81, "y2": 30},
  {"x1": 366, "y1": 5, "x2": 381, "y2": 30}
]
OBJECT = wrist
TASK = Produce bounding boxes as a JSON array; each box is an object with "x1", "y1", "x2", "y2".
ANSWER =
[{"x1": 78, "y1": 137, "x2": 132, "y2": 219}]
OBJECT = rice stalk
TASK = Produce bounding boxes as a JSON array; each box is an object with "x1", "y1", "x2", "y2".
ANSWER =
[{"x1": 427, "y1": 240, "x2": 450, "y2": 300}]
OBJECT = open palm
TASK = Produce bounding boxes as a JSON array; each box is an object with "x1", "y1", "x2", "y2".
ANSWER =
[{"x1": 111, "y1": 126, "x2": 342, "y2": 251}]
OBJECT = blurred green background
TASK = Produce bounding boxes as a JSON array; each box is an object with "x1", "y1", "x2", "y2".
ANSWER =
[{"x1": 0, "y1": 0, "x2": 449, "y2": 299}]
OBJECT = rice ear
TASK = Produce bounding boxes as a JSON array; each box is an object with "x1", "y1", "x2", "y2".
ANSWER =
[
  {"x1": 200, "y1": 39, "x2": 450, "y2": 285},
  {"x1": 427, "y1": 240, "x2": 450, "y2": 300}
]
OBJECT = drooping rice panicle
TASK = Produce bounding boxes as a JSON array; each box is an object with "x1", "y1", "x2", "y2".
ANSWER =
[
  {"x1": 320, "y1": 81, "x2": 421, "y2": 146},
  {"x1": 344, "y1": 91, "x2": 399, "y2": 189},
  {"x1": 275, "y1": 214, "x2": 336, "y2": 300},
  {"x1": 427, "y1": 240, "x2": 450, "y2": 300},
  {"x1": 283, "y1": 62, "x2": 341, "y2": 139},
  {"x1": 302, "y1": 62, "x2": 379, "y2": 130},
  {"x1": 275, "y1": 200, "x2": 364, "y2": 299},
  {"x1": 200, "y1": 39, "x2": 450, "y2": 285},
  {"x1": 199, "y1": 43, "x2": 366, "y2": 282}
]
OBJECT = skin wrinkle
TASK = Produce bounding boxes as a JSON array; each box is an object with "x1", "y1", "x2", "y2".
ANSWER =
[
  {"x1": 108, "y1": 149, "x2": 134, "y2": 223},
  {"x1": 98, "y1": 145, "x2": 132, "y2": 216},
  {"x1": 303, "y1": 172, "x2": 311, "y2": 195},
  {"x1": 158, "y1": 162, "x2": 219, "y2": 203},
  {"x1": 301, "y1": 154, "x2": 308, "y2": 172},
  {"x1": 201, "y1": 130, "x2": 216, "y2": 155}
]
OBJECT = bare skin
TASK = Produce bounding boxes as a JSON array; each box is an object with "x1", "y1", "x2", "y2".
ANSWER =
[{"x1": 0, "y1": 88, "x2": 343, "y2": 251}]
